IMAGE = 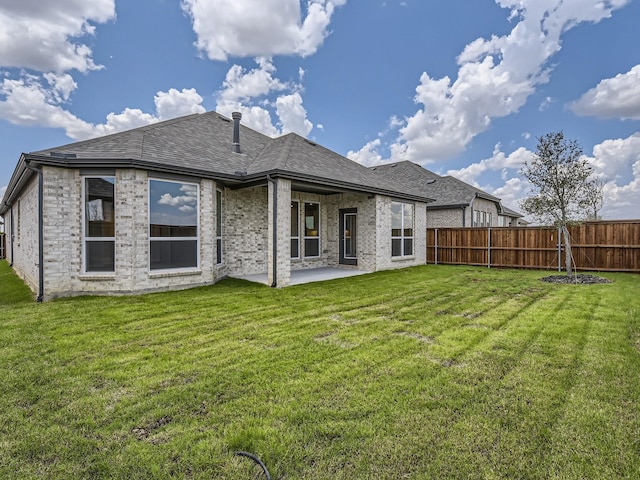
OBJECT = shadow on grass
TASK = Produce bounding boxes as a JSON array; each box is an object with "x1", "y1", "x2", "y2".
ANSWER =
[{"x1": 0, "y1": 260, "x2": 34, "y2": 305}]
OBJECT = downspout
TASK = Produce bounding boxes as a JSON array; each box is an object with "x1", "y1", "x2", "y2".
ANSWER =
[
  {"x1": 24, "y1": 161, "x2": 44, "y2": 302},
  {"x1": 267, "y1": 175, "x2": 277, "y2": 288},
  {"x1": 470, "y1": 194, "x2": 477, "y2": 227},
  {"x1": 461, "y1": 206, "x2": 466, "y2": 227},
  {"x1": 8, "y1": 203, "x2": 14, "y2": 266}
]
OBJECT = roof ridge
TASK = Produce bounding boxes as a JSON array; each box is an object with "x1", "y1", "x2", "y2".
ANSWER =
[
  {"x1": 30, "y1": 111, "x2": 210, "y2": 154},
  {"x1": 406, "y1": 161, "x2": 441, "y2": 177},
  {"x1": 443, "y1": 175, "x2": 501, "y2": 201},
  {"x1": 280, "y1": 133, "x2": 301, "y2": 170}
]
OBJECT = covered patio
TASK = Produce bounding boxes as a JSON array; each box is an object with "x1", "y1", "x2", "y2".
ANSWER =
[{"x1": 233, "y1": 267, "x2": 369, "y2": 286}]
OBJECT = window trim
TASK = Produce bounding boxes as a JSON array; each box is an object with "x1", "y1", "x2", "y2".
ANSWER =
[
  {"x1": 291, "y1": 200, "x2": 300, "y2": 259},
  {"x1": 303, "y1": 201, "x2": 320, "y2": 259},
  {"x1": 148, "y1": 178, "x2": 200, "y2": 272},
  {"x1": 391, "y1": 201, "x2": 414, "y2": 258},
  {"x1": 82, "y1": 176, "x2": 116, "y2": 274},
  {"x1": 216, "y1": 188, "x2": 223, "y2": 265}
]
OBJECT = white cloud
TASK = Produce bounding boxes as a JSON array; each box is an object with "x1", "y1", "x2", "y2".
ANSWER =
[
  {"x1": 154, "y1": 88, "x2": 206, "y2": 121},
  {"x1": 586, "y1": 132, "x2": 640, "y2": 219},
  {"x1": 182, "y1": 0, "x2": 346, "y2": 61},
  {"x1": 469, "y1": 133, "x2": 640, "y2": 220},
  {"x1": 385, "y1": 0, "x2": 630, "y2": 164},
  {"x1": 0, "y1": 74, "x2": 94, "y2": 137},
  {"x1": 446, "y1": 144, "x2": 533, "y2": 186},
  {"x1": 158, "y1": 183, "x2": 198, "y2": 212},
  {"x1": 218, "y1": 58, "x2": 288, "y2": 104},
  {"x1": 570, "y1": 64, "x2": 640, "y2": 120},
  {"x1": 492, "y1": 177, "x2": 528, "y2": 211},
  {"x1": 589, "y1": 132, "x2": 640, "y2": 181},
  {"x1": 346, "y1": 139, "x2": 384, "y2": 167},
  {"x1": 215, "y1": 58, "x2": 313, "y2": 138},
  {"x1": 0, "y1": 0, "x2": 115, "y2": 73},
  {"x1": 158, "y1": 192, "x2": 197, "y2": 208},
  {"x1": 539, "y1": 96, "x2": 554, "y2": 111},
  {"x1": 0, "y1": 73, "x2": 205, "y2": 140},
  {"x1": 276, "y1": 92, "x2": 313, "y2": 136}
]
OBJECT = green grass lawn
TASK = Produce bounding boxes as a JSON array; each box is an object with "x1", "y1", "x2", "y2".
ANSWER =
[{"x1": 1, "y1": 260, "x2": 639, "y2": 479}]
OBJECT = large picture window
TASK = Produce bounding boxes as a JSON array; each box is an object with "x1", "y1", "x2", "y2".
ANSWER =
[
  {"x1": 391, "y1": 202, "x2": 413, "y2": 257},
  {"x1": 83, "y1": 177, "x2": 115, "y2": 272},
  {"x1": 291, "y1": 201, "x2": 300, "y2": 259},
  {"x1": 149, "y1": 179, "x2": 199, "y2": 270},
  {"x1": 304, "y1": 202, "x2": 320, "y2": 258}
]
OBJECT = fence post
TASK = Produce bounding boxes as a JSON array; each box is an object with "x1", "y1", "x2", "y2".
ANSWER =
[
  {"x1": 488, "y1": 227, "x2": 492, "y2": 269},
  {"x1": 434, "y1": 229, "x2": 438, "y2": 265}
]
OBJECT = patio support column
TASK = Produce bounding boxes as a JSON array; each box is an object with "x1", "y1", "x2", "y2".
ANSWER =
[{"x1": 267, "y1": 177, "x2": 291, "y2": 287}]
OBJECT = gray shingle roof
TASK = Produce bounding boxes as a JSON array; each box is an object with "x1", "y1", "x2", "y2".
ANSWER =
[
  {"x1": 5, "y1": 111, "x2": 432, "y2": 206},
  {"x1": 31, "y1": 112, "x2": 271, "y2": 176},
  {"x1": 371, "y1": 161, "x2": 501, "y2": 208},
  {"x1": 500, "y1": 205, "x2": 524, "y2": 218}
]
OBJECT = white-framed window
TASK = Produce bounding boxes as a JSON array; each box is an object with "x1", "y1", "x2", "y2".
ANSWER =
[
  {"x1": 304, "y1": 202, "x2": 320, "y2": 258},
  {"x1": 291, "y1": 201, "x2": 300, "y2": 259},
  {"x1": 482, "y1": 212, "x2": 487, "y2": 227},
  {"x1": 391, "y1": 202, "x2": 414, "y2": 257},
  {"x1": 216, "y1": 189, "x2": 223, "y2": 264},
  {"x1": 488, "y1": 212, "x2": 493, "y2": 227},
  {"x1": 83, "y1": 176, "x2": 115, "y2": 273},
  {"x1": 474, "y1": 210, "x2": 480, "y2": 227},
  {"x1": 149, "y1": 178, "x2": 199, "y2": 271}
]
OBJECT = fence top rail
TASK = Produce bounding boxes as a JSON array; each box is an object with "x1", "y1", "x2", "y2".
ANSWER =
[{"x1": 428, "y1": 220, "x2": 640, "y2": 230}]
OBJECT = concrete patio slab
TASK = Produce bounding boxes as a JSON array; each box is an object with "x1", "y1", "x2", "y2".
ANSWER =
[{"x1": 233, "y1": 267, "x2": 370, "y2": 286}]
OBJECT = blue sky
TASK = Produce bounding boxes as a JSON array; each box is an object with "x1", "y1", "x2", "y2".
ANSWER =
[{"x1": 1, "y1": 0, "x2": 639, "y2": 220}]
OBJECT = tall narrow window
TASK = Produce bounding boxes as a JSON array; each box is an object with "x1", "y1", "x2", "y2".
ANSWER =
[
  {"x1": 391, "y1": 202, "x2": 414, "y2": 257},
  {"x1": 149, "y1": 179, "x2": 199, "y2": 270},
  {"x1": 304, "y1": 202, "x2": 320, "y2": 258},
  {"x1": 216, "y1": 189, "x2": 223, "y2": 264},
  {"x1": 291, "y1": 201, "x2": 300, "y2": 259},
  {"x1": 84, "y1": 177, "x2": 115, "y2": 272}
]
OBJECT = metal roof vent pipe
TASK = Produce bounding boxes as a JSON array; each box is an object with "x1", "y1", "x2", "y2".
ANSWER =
[{"x1": 232, "y1": 111, "x2": 242, "y2": 153}]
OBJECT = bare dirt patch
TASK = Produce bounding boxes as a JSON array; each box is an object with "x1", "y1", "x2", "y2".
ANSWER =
[{"x1": 540, "y1": 274, "x2": 613, "y2": 285}]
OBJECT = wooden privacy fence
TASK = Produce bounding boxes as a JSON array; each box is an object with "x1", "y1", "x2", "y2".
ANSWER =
[{"x1": 427, "y1": 220, "x2": 640, "y2": 273}]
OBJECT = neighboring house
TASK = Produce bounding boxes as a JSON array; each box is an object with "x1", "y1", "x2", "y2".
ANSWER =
[
  {"x1": 371, "y1": 161, "x2": 524, "y2": 228},
  {"x1": 0, "y1": 112, "x2": 433, "y2": 301},
  {"x1": 498, "y1": 206, "x2": 527, "y2": 227}
]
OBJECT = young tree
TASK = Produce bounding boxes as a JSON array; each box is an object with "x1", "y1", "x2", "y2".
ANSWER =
[
  {"x1": 519, "y1": 131, "x2": 603, "y2": 276},
  {"x1": 585, "y1": 178, "x2": 605, "y2": 221}
]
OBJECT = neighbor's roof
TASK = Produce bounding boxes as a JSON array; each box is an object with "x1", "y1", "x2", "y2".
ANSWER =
[
  {"x1": 500, "y1": 205, "x2": 524, "y2": 218},
  {"x1": 371, "y1": 161, "x2": 501, "y2": 208},
  {"x1": 1, "y1": 112, "x2": 434, "y2": 214}
]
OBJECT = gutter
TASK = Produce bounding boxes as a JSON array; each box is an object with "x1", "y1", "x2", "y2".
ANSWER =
[
  {"x1": 266, "y1": 175, "x2": 277, "y2": 288},
  {"x1": 24, "y1": 160, "x2": 44, "y2": 302}
]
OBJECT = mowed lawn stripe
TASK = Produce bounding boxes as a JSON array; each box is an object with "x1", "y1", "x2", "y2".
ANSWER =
[{"x1": 1, "y1": 262, "x2": 639, "y2": 479}]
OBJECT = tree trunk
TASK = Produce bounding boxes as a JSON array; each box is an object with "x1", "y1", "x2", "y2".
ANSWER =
[{"x1": 562, "y1": 225, "x2": 573, "y2": 277}]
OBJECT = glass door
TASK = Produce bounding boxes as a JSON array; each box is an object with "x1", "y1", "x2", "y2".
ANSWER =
[{"x1": 339, "y1": 209, "x2": 357, "y2": 265}]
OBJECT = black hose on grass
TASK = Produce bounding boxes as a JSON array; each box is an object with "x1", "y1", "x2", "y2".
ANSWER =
[{"x1": 234, "y1": 451, "x2": 271, "y2": 479}]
